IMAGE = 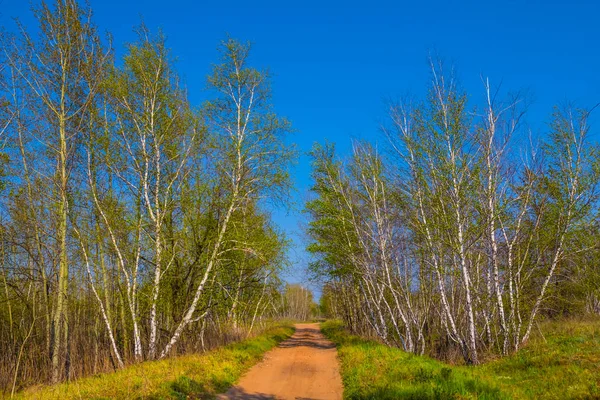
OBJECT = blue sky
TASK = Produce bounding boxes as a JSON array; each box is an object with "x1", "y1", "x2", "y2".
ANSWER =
[{"x1": 3, "y1": 0, "x2": 599, "y2": 295}]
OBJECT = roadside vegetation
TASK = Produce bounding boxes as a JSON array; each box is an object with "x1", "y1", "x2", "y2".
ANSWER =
[
  {"x1": 322, "y1": 319, "x2": 600, "y2": 399},
  {"x1": 15, "y1": 324, "x2": 294, "y2": 400}
]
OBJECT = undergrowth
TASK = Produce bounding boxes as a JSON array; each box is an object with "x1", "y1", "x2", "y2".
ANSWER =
[{"x1": 14, "y1": 324, "x2": 294, "y2": 400}]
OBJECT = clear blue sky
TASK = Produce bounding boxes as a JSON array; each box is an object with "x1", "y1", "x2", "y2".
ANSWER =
[{"x1": 2, "y1": 0, "x2": 599, "y2": 295}]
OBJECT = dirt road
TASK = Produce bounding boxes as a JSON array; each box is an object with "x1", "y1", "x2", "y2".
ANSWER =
[{"x1": 219, "y1": 323, "x2": 343, "y2": 400}]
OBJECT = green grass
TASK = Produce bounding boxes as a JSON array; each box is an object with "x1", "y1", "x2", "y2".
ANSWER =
[
  {"x1": 321, "y1": 318, "x2": 600, "y2": 400},
  {"x1": 16, "y1": 324, "x2": 294, "y2": 400},
  {"x1": 476, "y1": 319, "x2": 600, "y2": 399}
]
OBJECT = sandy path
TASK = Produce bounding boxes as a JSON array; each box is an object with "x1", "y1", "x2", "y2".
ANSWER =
[{"x1": 219, "y1": 323, "x2": 343, "y2": 400}]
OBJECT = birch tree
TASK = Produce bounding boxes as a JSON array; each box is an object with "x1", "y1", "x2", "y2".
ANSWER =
[
  {"x1": 4, "y1": 0, "x2": 110, "y2": 381},
  {"x1": 160, "y1": 39, "x2": 294, "y2": 358},
  {"x1": 0, "y1": 1, "x2": 294, "y2": 389},
  {"x1": 97, "y1": 27, "x2": 200, "y2": 360},
  {"x1": 308, "y1": 61, "x2": 600, "y2": 364}
]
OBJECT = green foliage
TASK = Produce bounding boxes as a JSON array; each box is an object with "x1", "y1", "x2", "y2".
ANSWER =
[
  {"x1": 305, "y1": 142, "x2": 363, "y2": 280},
  {"x1": 204, "y1": 37, "x2": 296, "y2": 206}
]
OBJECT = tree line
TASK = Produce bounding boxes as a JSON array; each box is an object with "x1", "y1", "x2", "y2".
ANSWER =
[
  {"x1": 281, "y1": 283, "x2": 318, "y2": 321},
  {"x1": 0, "y1": 0, "x2": 296, "y2": 393},
  {"x1": 308, "y1": 61, "x2": 600, "y2": 364}
]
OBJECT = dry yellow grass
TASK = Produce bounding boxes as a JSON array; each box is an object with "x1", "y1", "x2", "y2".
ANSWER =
[{"x1": 13, "y1": 324, "x2": 293, "y2": 400}]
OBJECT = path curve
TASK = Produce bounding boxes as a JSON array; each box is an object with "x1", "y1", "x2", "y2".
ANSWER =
[{"x1": 219, "y1": 323, "x2": 343, "y2": 400}]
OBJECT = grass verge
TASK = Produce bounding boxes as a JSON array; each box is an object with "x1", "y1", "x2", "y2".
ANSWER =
[
  {"x1": 476, "y1": 318, "x2": 600, "y2": 399},
  {"x1": 15, "y1": 324, "x2": 294, "y2": 400},
  {"x1": 322, "y1": 318, "x2": 600, "y2": 400}
]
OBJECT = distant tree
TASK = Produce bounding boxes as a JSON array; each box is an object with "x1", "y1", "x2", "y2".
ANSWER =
[{"x1": 282, "y1": 284, "x2": 315, "y2": 321}]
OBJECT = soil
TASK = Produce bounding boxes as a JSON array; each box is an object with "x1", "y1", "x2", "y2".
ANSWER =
[{"x1": 218, "y1": 323, "x2": 344, "y2": 400}]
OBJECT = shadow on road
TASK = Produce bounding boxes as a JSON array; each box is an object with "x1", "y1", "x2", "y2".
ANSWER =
[
  {"x1": 218, "y1": 386, "x2": 276, "y2": 399},
  {"x1": 277, "y1": 327, "x2": 336, "y2": 350}
]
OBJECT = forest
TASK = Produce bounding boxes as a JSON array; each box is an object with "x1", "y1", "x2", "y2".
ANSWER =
[
  {"x1": 1, "y1": 0, "x2": 599, "y2": 398},
  {"x1": 0, "y1": 0, "x2": 320, "y2": 394},
  {"x1": 308, "y1": 63, "x2": 600, "y2": 364}
]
